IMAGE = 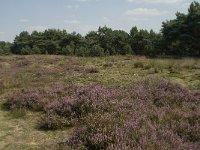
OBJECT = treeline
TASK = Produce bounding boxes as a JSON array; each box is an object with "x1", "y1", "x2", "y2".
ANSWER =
[{"x1": 0, "y1": 1, "x2": 200, "y2": 57}]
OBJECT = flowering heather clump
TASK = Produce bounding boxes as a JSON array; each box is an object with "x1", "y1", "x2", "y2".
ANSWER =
[
  {"x1": 62, "y1": 112, "x2": 123, "y2": 150},
  {"x1": 130, "y1": 77, "x2": 196, "y2": 107},
  {"x1": 39, "y1": 113, "x2": 72, "y2": 130},
  {"x1": 5, "y1": 83, "x2": 122, "y2": 129},
  {"x1": 4, "y1": 83, "x2": 69, "y2": 111},
  {"x1": 4, "y1": 88, "x2": 49, "y2": 111},
  {"x1": 65, "y1": 77, "x2": 200, "y2": 150},
  {"x1": 4, "y1": 76, "x2": 200, "y2": 149},
  {"x1": 40, "y1": 85, "x2": 122, "y2": 129}
]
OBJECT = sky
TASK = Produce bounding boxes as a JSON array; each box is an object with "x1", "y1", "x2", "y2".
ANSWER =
[{"x1": 0, "y1": 0, "x2": 198, "y2": 42}]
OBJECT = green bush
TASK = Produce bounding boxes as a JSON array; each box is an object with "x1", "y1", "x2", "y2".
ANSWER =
[
  {"x1": 120, "y1": 44, "x2": 132, "y2": 55},
  {"x1": 0, "y1": 48, "x2": 10, "y2": 55},
  {"x1": 89, "y1": 45, "x2": 105, "y2": 57},
  {"x1": 21, "y1": 46, "x2": 33, "y2": 55},
  {"x1": 0, "y1": 41, "x2": 11, "y2": 55},
  {"x1": 76, "y1": 47, "x2": 89, "y2": 57},
  {"x1": 61, "y1": 45, "x2": 74, "y2": 55},
  {"x1": 32, "y1": 45, "x2": 41, "y2": 54}
]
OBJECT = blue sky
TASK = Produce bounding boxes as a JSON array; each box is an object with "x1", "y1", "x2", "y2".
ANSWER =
[{"x1": 0, "y1": 0, "x2": 198, "y2": 42}]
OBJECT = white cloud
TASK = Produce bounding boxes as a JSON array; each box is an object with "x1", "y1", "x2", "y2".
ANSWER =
[
  {"x1": 127, "y1": 0, "x2": 183, "y2": 4},
  {"x1": 125, "y1": 8, "x2": 168, "y2": 16},
  {"x1": 19, "y1": 19, "x2": 29, "y2": 23},
  {"x1": 28, "y1": 26, "x2": 47, "y2": 32},
  {"x1": 64, "y1": 19, "x2": 81, "y2": 24},
  {"x1": 65, "y1": 5, "x2": 79, "y2": 9}
]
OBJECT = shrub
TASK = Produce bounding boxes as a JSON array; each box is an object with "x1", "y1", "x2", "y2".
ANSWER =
[
  {"x1": 61, "y1": 46, "x2": 73, "y2": 55},
  {"x1": 4, "y1": 77, "x2": 200, "y2": 149},
  {"x1": 21, "y1": 46, "x2": 33, "y2": 55},
  {"x1": 66, "y1": 113, "x2": 119, "y2": 150},
  {"x1": 41, "y1": 85, "x2": 121, "y2": 129},
  {"x1": 89, "y1": 45, "x2": 105, "y2": 57},
  {"x1": 85, "y1": 67, "x2": 99, "y2": 73},
  {"x1": 0, "y1": 47, "x2": 11, "y2": 55},
  {"x1": 0, "y1": 41, "x2": 11, "y2": 55},
  {"x1": 32, "y1": 45, "x2": 41, "y2": 54},
  {"x1": 39, "y1": 114, "x2": 72, "y2": 130},
  {"x1": 120, "y1": 44, "x2": 132, "y2": 55},
  {"x1": 134, "y1": 61, "x2": 144, "y2": 68},
  {"x1": 76, "y1": 47, "x2": 89, "y2": 57},
  {"x1": 62, "y1": 77, "x2": 200, "y2": 150},
  {"x1": 5, "y1": 88, "x2": 53, "y2": 111}
]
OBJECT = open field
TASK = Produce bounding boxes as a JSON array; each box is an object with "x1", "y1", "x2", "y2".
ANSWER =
[{"x1": 0, "y1": 55, "x2": 200, "y2": 150}]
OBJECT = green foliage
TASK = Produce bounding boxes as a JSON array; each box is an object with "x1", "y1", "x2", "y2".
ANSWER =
[
  {"x1": 89, "y1": 45, "x2": 105, "y2": 57},
  {"x1": 1, "y1": 1, "x2": 199, "y2": 57},
  {"x1": 76, "y1": 46, "x2": 89, "y2": 57},
  {"x1": 21, "y1": 45, "x2": 32, "y2": 55},
  {"x1": 0, "y1": 41, "x2": 12, "y2": 55},
  {"x1": 60, "y1": 46, "x2": 73, "y2": 55},
  {"x1": 130, "y1": 27, "x2": 161, "y2": 56},
  {"x1": 121, "y1": 44, "x2": 132, "y2": 55},
  {"x1": 97, "y1": 26, "x2": 114, "y2": 55},
  {"x1": 32, "y1": 45, "x2": 41, "y2": 54},
  {"x1": 161, "y1": 1, "x2": 200, "y2": 57}
]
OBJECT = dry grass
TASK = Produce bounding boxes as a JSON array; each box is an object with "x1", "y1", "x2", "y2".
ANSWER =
[{"x1": 0, "y1": 55, "x2": 199, "y2": 149}]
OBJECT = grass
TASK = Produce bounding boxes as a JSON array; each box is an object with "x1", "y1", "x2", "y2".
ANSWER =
[
  {"x1": 0, "y1": 105, "x2": 70, "y2": 150},
  {"x1": 0, "y1": 100, "x2": 72, "y2": 150},
  {"x1": 0, "y1": 55, "x2": 199, "y2": 149}
]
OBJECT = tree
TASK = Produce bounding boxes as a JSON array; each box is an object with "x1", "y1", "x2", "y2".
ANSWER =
[
  {"x1": 112, "y1": 30, "x2": 131, "y2": 55},
  {"x1": 130, "y1": 27, "x2": 138, "y2": 53},
  {"x1": 11, "y1": 31, "x2": 31, "y2": 54},
  {"x1": 76, "y1": 46, "x2": 89, "y2": 57},
  {"x1": 60, "y1": 42, "x2": 75, "y2": 55},
  {"x1": 97, "y1": 26, "x2": 115, "y2": 55},
  {"x1": 89, "y1": 44, "x2": 105, "y2": 57},
  {"x1": 6, "y1": 1, "x2": 199, "y2": 57},
  {"x1": 44, "y1": 41, "x2": 59, "y2": 54},
  {"x1": 21, "y1": 45, "x2": 32, "y2": 55},
  {"x1": 161, "y1": 1, "x2": 200, "y2": 56},
  {"x1": 85, "y1": 31, "x2": 99, "y2": 47}
]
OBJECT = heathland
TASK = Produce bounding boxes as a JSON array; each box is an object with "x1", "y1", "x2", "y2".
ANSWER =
[
  {"x1": 0, "y1": 55, "x2": 199, "y2": 149},
  {"x1": 0, "y1": 1, "x2": 200, "y2": 150}
]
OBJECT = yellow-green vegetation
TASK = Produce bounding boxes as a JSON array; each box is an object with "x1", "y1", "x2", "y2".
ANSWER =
[{"x1": 0, "y1": 55, "x2": 200, "y2": 149}]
